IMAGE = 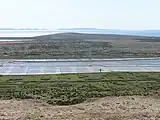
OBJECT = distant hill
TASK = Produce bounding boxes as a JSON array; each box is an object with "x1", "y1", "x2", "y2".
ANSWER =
[
  {"x1": 1, "y1": 28, "x2": 160, "y2": 37},
  {"x1": 36, "y1": 32, "x2": 160, "y2": 41},
  {"x1": 58, "y1": 28, "x2": 160, "y2": 37}
]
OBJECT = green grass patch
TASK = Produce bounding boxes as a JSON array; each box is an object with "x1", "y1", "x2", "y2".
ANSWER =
[{"x1": 0, "y1": 72, "x2": 160, "y2": 105}]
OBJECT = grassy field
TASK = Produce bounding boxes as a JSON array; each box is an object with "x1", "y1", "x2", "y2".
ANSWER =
[{"x1": 0, "y1": 72, "x2": 160, "y2": 105}]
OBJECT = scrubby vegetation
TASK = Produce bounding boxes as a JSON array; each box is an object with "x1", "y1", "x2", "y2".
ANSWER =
[
  {"x1": 0, "y1": 72, "x2": 160, "y2": 105},
  {"x1": 0, "y1": 33, "x2": 160, "y2": 59},
  {"x1": 0, "y1": 39, "x2": 160, "y2": 59}
]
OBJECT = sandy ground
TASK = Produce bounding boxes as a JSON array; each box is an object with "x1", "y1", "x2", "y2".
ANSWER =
[{"x1": 0, "y1": 96, "x2": 160, "y2": 120}]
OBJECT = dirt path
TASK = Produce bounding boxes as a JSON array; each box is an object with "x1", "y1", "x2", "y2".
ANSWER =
[{"x1": 0, "y1": 96, "x2": 160, "y2": 120}]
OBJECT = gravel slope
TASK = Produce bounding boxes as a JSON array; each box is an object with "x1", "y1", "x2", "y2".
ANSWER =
[{"x1": 0, "y1": 96, "x2": 160, "y2": 120}]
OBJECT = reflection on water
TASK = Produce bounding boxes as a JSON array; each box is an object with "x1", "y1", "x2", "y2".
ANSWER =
[{"x1": 0, "y1": 30, "x2": 59, "y2": 37}]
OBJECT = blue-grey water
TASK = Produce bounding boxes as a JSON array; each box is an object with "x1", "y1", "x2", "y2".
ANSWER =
[{"x1": 0, "y1": 30, "x2": 58, "y2": 37}]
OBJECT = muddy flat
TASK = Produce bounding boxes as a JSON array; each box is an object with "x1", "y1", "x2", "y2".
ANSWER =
[{"x1": 0, "y1": 96, "x2": 160, "y2": 120}]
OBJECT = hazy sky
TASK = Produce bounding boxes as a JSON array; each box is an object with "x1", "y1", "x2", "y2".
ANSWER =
[{"x1": 0, "y1": 0, "x2": 160, "y2": 30}]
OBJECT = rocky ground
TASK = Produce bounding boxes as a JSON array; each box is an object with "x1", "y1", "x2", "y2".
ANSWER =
[{"x1": 0, "y1": 96, "x2": 160, "y2": 120}]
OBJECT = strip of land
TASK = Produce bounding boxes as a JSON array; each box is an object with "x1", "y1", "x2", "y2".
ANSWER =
[{"x1": 0, "y1": 33, "x2": 160, "y2": 59}]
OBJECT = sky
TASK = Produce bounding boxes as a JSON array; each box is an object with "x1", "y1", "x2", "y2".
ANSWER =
[{"x1": 0, "y1": 0, "x2": 160, "y2": 30}]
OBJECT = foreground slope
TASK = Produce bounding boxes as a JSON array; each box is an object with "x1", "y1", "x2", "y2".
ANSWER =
[{"x1": 0, "y1": 96, "x2": 160, "y2": 120}]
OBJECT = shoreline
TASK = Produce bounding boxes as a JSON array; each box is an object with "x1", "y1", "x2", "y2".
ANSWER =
[{"x1": 0, "y1": 57, "x2": 160, "y2": 62}]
